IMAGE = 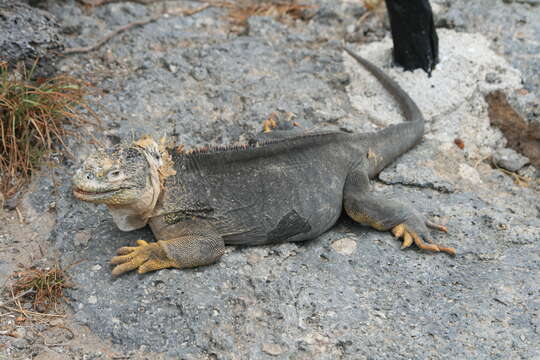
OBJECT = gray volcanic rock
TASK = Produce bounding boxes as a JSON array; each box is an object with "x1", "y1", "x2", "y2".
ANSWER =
[
  {"x1": 434, "y1": 0, "x2": 540, "y2": 174},
  {"x1": 435, "y1": 0, "x2": 540, "y2": 96},
  {"x1": 0, "y1": 0, "x2": 63, "y2": 77},
  {"x1": 493, "y1": 148, "x2": 530, "y2": 172}
]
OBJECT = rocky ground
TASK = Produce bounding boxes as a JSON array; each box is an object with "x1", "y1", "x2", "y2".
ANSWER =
[{"x1": 1, "y1": 0, "x2": 539, "y2": 359}]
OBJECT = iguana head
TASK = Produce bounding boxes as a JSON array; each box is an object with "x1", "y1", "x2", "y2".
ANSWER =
[
  {"x1": 72, "y1": 137, "x2": 175, "y2": 230},
  {"x1": 72, "y1": 145, "x2": 155, "y2": 204}
]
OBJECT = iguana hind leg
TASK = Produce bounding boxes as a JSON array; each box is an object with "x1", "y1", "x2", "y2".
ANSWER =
[
  {"x1": 110, "y1": 223, "x2": 225, "y2": 276},
  {"x1": 343, "y1": 168, "x2": 456, "y2": 255}
]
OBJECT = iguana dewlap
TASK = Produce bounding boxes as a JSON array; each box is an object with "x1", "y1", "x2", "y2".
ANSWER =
[{"x1": 72, "y1": 47, "x2": 455, "y2": 277}]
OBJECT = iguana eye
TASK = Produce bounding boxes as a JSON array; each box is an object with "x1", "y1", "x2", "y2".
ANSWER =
[{"x1": 107, "y1": 169, "x2": 123, "y2": 180}]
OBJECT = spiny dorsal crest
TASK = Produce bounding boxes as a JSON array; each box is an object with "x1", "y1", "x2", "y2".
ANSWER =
[{"x1": 175, "y1": 133, "x2": 331, "y2": 157}]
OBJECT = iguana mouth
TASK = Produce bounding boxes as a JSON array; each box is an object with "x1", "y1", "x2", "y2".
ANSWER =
[{"x1": 72, "y1": 187, "x2": 124, "y2": 198}]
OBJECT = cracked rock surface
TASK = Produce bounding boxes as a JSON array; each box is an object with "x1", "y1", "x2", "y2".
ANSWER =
[
  {"x1": 0, "y1": 0, "x2": 63, "y2": 77},
  {"x1": 434, "y1": 0, "x2": 540, "y2": 173},
  {"x1": 2, "y1": 0, "x2": 539, "y2": 359}
]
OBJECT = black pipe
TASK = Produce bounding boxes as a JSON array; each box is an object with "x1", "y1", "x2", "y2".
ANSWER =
[{"x1": 384, "y1": 0, "x2": 439, "y2": 75}]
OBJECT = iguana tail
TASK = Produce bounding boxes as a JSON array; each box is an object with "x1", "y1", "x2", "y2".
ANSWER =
[{"x1": 343, "y1": 47, "x2": 425, "y2": 178}]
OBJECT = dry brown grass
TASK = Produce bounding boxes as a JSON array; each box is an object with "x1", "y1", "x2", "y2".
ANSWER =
[
  {"x1": 223, "y1": 0, "x2": 315, "y2": 31},
  {"x1": 0, "y1": 60, "x2": 98, "y2": 199},
  {"x1": 3, "y1": 263, "x2": 73, "y2": 316},
  {"x1": 363, "y1": 0, "x2": 384, "y2": 10}
]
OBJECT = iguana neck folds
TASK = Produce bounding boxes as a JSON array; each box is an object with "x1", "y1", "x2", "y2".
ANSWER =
[
  {"x1": 108, "y1": 137, "x2": 173, "y2": 231},
  {"x1": 106, "y1": 155, "x2": 160, "y2": 231}
]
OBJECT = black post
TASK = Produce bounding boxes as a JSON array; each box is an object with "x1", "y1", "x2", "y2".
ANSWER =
[{"x1": 384, "y1": 0, "x2": 438, "y2": 75}]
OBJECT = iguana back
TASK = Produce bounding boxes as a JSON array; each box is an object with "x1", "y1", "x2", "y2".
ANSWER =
[{"x1": 158, "y1": 131, "x2": 359, "y2": 245}]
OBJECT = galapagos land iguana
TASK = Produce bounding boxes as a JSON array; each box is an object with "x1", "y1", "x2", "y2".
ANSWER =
[{"x1": 72, "y1": 47, "x2": 456, "y2": 276}]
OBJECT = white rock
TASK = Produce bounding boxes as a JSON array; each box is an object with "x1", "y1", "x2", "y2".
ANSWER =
[
  {"x1": 492, "y1": 148, "x2": 530, "y2": 172},
  {"x1": 262, "y1": 343, "x2": 285, "y2": 356},
  {"x1": 331, "y1": 237, "x2": 357, "y2": 255},
  {"x1": 345, "y1": 29, "x2": 521, "y2": 154},
  {"x1": 459, "y1": 163, "x2": 482, "y2": 184}
]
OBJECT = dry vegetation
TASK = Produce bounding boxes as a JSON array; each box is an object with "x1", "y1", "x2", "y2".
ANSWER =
[
  {"x1": 362, "y1": 0, "x2": 384, "y2": 11},
  {"x1": 5, "y1": 264, "x2": 72, "y2": 313},
  {"x1": 0, "y1": 61, "x2": 97, "y2": 199},
  {"x1": 225, "y1": 0, "x2": 315, "y2": 30},
  {"x1": 1, "y1": 263, "x2": 73, "y2": 324}
]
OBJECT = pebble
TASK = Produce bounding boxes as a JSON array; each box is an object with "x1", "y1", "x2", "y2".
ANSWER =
[
  {"x1": 13, "y1": 327, "x2": 26, "y2": 338},
  {"x1": 518, "y1": 165, "x2": 538, "y2": 178},
  {"x1": 262, "y1": 343, "x2": 285, "y2": 356},
  {"x1": 50, "y1": 318, "x2": 64, "y2": 326},
  {"x1": 492, "y1": 148, "x2": 530, "y2": 172},
  {"x1": 459, "y1": 163, "x2": 482, "y2": 184},
  {"x1": 190, "y1": 67, "x2": 208, "y2": 81},
  {"x1": 485, "y1": 72, "x2": 502, "y2": 84},
  {"x1": 11, "y1": 338, "x2": 28, "y2": 349},
  {"x1": 74, "y1": 231, "x2": 91, "y2": 247},
  {"x1": 331, "y1": 237, "x2": 357, "y2": 255}
]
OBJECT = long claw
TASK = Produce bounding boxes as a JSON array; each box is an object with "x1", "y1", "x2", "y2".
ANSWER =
[
  {"x1": 112, "y1": 261, "x2": 142, "y2": 277},
  {"x1": 401, "y1": 232, "x2": 413, "y2": 249},
  {"x1": 111, "y1": 256, "x2": 146, "y2": 276},
  {"x1": 110, "y1": 240, "x2": 178, "y2": 276},
  {"x1": 111, "y1": 254, "x2": 133, "y2": 265},
  {"x1": 392, "y1": 224, "x2": 405, "y2": 238},
  {"x1": 391, "y1": 221, "x2": 456, "y2": 255},
  {"x1": 426, "y1": 220, "x2": 448, "y2": 233},
  {"x1": 116, "y1": 246, "x2": 138, "y2": 255},
  {"x1": 412, "y1": 233, "x2": 440, "y2": 252},
  {"x1": 437, "y1": 245, "x2": 457, "y2": 256},
  {"x1": 137, "y1": 259, "x2": 178, "y2": 274}
]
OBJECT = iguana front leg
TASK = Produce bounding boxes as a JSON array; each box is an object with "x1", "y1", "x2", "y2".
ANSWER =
[
  {"x1": 343, "y1": 167, "x2": 456, "y2": 255},
  {"x1": 110, "y1": 224, "x2": 225, "y2": 276}
]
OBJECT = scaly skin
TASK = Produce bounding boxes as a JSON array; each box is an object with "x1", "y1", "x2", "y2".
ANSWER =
[
  {"x1": 72, "y1": 146, "x2": 148, "y2": 205},
  {"x1": 72, "y1": 47, "x2": 456, "y2": 277}
]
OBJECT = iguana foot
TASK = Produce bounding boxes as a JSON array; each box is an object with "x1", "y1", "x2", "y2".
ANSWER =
[
  {"x1": 392, "y1": 219, "x2": 456, "y2": 256},
  {"x1": 110, "y1": 240, "x2": 180, "y2": 276}
]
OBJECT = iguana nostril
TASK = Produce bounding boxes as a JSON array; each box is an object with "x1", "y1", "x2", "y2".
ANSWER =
[{"x1": 86, "y1": 173, "x2": 94, "y2": 180}]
